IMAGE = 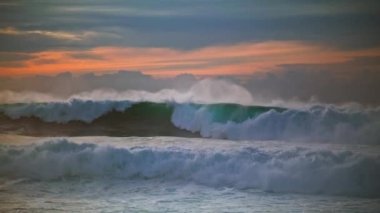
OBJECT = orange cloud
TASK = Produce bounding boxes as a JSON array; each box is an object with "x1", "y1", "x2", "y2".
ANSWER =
[{"x1": 1, "y1": 41, "x2": 380, "y2": 76}]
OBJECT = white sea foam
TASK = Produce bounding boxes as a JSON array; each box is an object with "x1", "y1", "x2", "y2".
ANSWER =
[
  {"x1": 1, "y1": 99, "x2": 380, "y2": 143},
  {"x1": 0, "y1": 138, "x2": 379, "y2": 197},
  {"x1": 172, "y1": 104, "x2": 380, "y2": 143},
  {"x1": 0, "y1": 76, "x2": 379, "y2": 143}
]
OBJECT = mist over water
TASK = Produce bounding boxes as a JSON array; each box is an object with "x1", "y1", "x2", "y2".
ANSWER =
[
  {"x1": 1, "y1": 77, "x2": 379, "y2": 212},
  {"x1": 1, "y1": 0, "x2": 380, "y2": 210},
  {"x1": 0, "y1": 79, "x2": 254, "y2": 105},
  {"x1": 1, "y1": 81, "x2": 379, "y2": 143}
]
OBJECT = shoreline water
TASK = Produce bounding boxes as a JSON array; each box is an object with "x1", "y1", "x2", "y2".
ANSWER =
[{"x1": 1, "y1": 135, "x2": 380, "y2": 212}]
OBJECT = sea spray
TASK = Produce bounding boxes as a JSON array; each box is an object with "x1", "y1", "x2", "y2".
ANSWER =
[
  {"x1": 1, "y1": 138, "x2": 380, "y2": 197},
  {"x1": 1, "y1": 100, "x2": 380, "y2": 143}
]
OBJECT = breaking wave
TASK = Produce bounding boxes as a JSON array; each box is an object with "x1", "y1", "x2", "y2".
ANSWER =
[
  {"x1": 0, "y1": 139, "x2": 379, "y2": 197},
  {"x1": 0, "y1": 100, "x2": 379, "y2": 143},
  {"x1": 172, "y1": 104, "x2": 380, "y2": 144}
]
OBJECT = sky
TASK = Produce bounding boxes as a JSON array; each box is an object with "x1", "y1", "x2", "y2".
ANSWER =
[{"x1": 0, "y1": 0, "x2": 380, "y2": 105}]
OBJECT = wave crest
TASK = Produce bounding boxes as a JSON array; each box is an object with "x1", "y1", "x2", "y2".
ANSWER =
[
  {"x1": 1, "y1": 139, "x2": 379, "y2": 197},
  {"x1": 172, "y1": 104, "x2": 380, "y2": 143},
  {"x1": 1, "y1": 100, "x2": 380, "y2": 143}
]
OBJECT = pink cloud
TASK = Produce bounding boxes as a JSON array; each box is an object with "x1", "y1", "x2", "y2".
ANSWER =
[{"x1": 1, "y1": 41, "x2": 380, "y2": 76}]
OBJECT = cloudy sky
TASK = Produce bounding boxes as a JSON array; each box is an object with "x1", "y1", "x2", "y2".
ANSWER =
[{"x1": 0, "y1": 0, "x2": 380, "y2": 104}]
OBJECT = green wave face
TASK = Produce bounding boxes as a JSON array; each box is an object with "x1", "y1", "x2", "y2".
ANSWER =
[
  {"x1": 192, "y1": 103, "x2": 284, "y2": 124},
  {"x1": 119, "y1": 102, "x2": 174, "y2": 119},
  {"x1": 0, "y1": 101, "x2": 283, "y2": 124},
  {"x1": 93, "y1": 102, "x2": 283, "y2": 125},
  {"x1": 1, "y1": 100, "x2": 379, "y2": 143}
]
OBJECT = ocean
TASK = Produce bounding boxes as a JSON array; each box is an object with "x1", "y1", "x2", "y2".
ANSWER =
[{"x1": 0, "y1": 100, "x2": 380, "y2": 212}]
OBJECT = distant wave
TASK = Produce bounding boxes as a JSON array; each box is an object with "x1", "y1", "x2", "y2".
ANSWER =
[
  {"x1": 0, "y1": 99, "x2": 133, "y2": 123},
  {"x1": 1, "y1": 100, "x2": 380, "y2": 143},
  {"x1": 1, "y1": 139, "x2": 379, "y2": 197}
]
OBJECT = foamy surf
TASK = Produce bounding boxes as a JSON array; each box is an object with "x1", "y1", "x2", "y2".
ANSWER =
[
  {"x1": 1, "y1": 136, "x2": 379, "y2": 197},
  {"x1": 0, "y1": 92, "x2": 379, "y2": 212},
  {"x1": 1, "y1": 100, "x2": 379, "y2": 143},
  {"x1": 1, "y1": 136, "x2": 380, "y2": 212}
]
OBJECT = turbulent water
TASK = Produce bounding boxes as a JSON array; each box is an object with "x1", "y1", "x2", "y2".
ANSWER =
[
  {"x1": 1, "y1": 99, "x2": 379, "y2": 143},
  {"x1": 0, "y1": 99, "x2": 380, "y2": 212},
  {"x1": 0, "y1": 136, "x2": 380, "y2": 212}
]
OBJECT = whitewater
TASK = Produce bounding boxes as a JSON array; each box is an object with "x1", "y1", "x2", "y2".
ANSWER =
[
  {"x1": 0, "y1": 135, "x2": 379, "y2": 212},
  {"x1": 0, "y1": 99, "x2": 379, "y2": 143},
  {"x1": 0, "y1": 82, "x2": 379, "y2": 212}
]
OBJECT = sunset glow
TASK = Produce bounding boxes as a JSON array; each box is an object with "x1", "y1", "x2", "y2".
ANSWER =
[
  {"x1": 2, "y1": 41, "x2": 380, "y2": 76},
  {"x1": 1, "y1": 1, "x2": 380, "y2": 211}
]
